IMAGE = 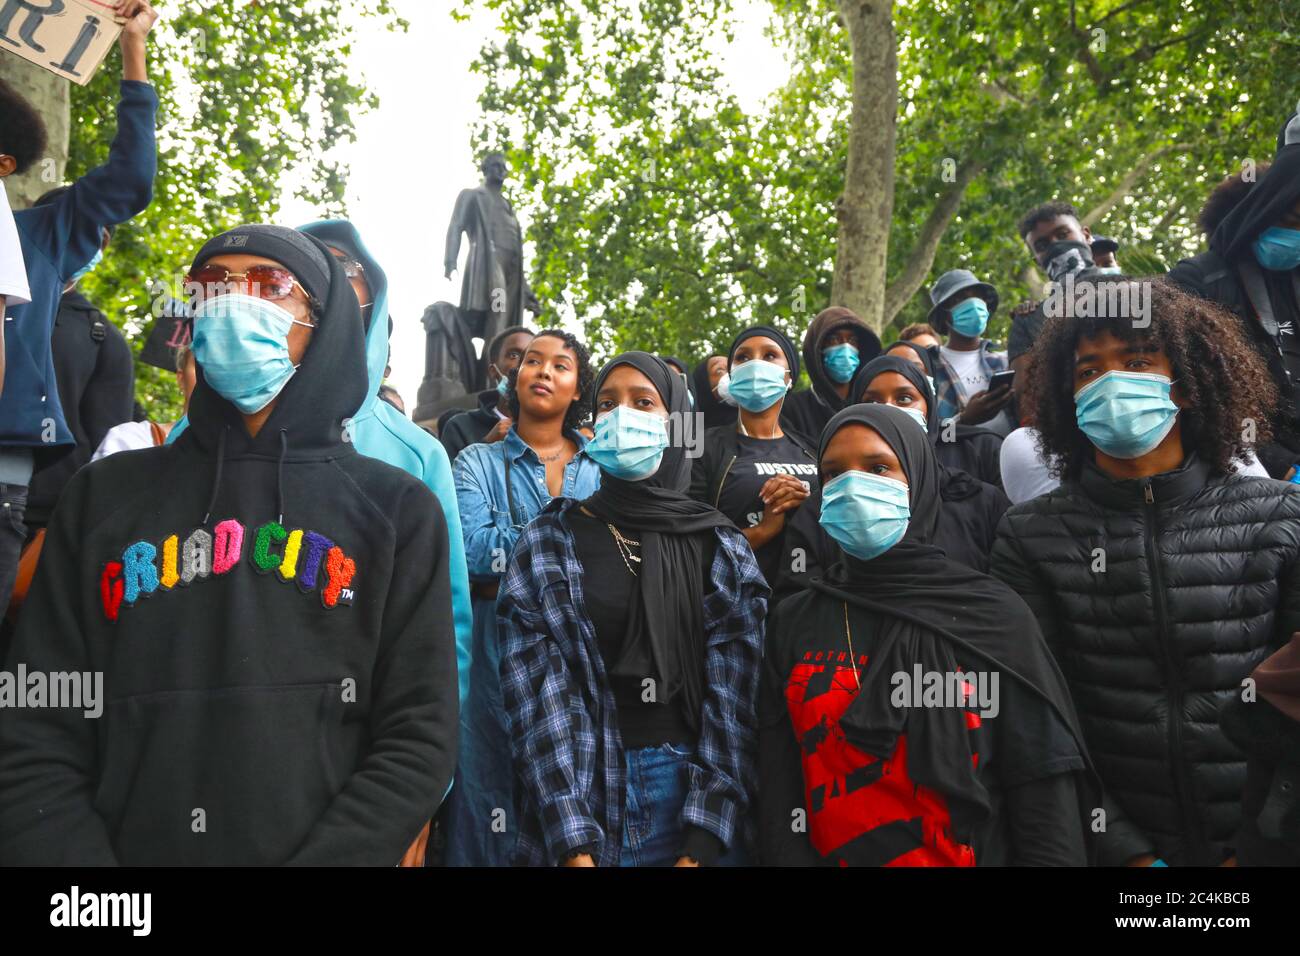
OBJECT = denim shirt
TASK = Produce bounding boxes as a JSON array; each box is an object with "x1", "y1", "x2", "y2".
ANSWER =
[{"x1": 453, "y1": 427, "x2": 602, "y2": 581}]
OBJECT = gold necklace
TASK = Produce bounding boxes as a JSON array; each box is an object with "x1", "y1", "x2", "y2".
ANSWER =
[
  {"x1": 843, "y1": 602, "x2": 861, "y2": 691},
  {"x1": 607, "y1": 523, "x2": 642, "y2": 576}
]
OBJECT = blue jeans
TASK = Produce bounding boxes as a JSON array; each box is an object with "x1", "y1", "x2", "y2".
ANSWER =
[
  {"x1": 444, "y1": 595, "x2": 517, "y2": 867},
  {"x1": 619, "y1": 743, "x2": 748, "y2": 867}
]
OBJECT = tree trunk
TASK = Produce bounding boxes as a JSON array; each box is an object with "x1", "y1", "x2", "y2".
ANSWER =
[
  {"x1": 0, "y1": 57, "x2": 70, "y2": 209},
  {"x1": 882, "y1": 160, "x2": 986, "y2": 326},
  {"x1": 831, "y1": 0, "x2": 897, "y2": 333}
]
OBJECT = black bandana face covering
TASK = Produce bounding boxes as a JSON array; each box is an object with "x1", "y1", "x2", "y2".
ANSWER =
[{"x1": 1042, "y1": 240, "x2": 1094, "y2": 282}]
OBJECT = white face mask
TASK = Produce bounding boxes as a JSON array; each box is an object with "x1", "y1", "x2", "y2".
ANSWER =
[{"x1": 716, "y1": 372, "x2": 738, "y2": 407}]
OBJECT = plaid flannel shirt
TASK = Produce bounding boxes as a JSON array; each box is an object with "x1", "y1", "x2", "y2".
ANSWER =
[
  {"x1": 933, "y1": 340, "x2": 1008, "y2": 423},
  {"x1": 496, "y1": 497, "x2": 768, "y2": 867}
]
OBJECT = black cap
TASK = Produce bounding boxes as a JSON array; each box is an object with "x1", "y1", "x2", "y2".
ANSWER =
[{"x1": 191, "y1": 224, "x2": 332, "y2": 305}]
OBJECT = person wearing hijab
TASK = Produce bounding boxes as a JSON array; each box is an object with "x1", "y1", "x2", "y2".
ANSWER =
[
  {"x1": 0, "y1": 224, "x2": 459, "y2": 865},
  {"x1": 781, "y1": 306, "x2": 883, "y2": 439},
  {"x1": 692, "y1": 354, "x2": 735, "y2": 430},
  {"x1": 446, "y1": 329, "x2": 601, "y2": 867},
  {"x1": 1169, "y1": 107, "x2": 1300, "y2": 479},
  {"x1": 885, "y1": 339, "x2": 1003, "y2": 487},
  {"x1": 689, "y1": 326, "x2": 818, "y2": 594},
  {"x1": 759, "y1": 403, "x2": 1095, "y2": 867},
  {"x1": 850, "y1": 355, "x2": 1009, "y2": 572},
  {"x1": 498, "y1": 352, "x2": 768, "y2": 866}
]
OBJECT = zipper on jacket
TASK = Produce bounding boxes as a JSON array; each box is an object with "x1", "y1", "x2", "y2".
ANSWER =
[
  {"x1": 1141, "y1": 479, "x2": 1199, "y2": 851},
  {"x1": 714, "y1": 454, "x2": 738, "y2": 508}
]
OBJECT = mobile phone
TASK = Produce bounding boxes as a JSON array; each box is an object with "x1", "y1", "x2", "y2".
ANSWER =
[{"x1": 988, "y1": 369, "x2": 1016, "y2": 393}]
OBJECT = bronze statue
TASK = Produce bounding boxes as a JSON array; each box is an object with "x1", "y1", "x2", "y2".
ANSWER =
[
  {"x1": 443, "y1": 151, "x2": 540, "y2": 346},
  {"x1": 415, "y1": 152, "x2": 541, "y2": 426}
]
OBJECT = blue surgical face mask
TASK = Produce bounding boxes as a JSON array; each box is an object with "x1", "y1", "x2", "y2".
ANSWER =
[
  {"x1": 949, "y1": 297, "x2": 989, "y2": 337},
  {"x1": 493, "y1": 366, "x2": 511, "y2": 397},
  {"x1": 819, "y1": 469, "x2": 911, "y2": 561},
  {"x1": 586, "y1": 404, "x2": 670, "y2": 481},
  {"x1": 1095, "y1": 266, "x2": 1123, "y2": 275},
  {"x1": 192, "y1": 293, "x2": 314, "y2": 414},
  {"x1": 898, "y1": 405, "x2": 928, "y2": 433},
  {"x1": 823, "y1": 342, "x2": 860, "y2": 383},
  {"x1": 1252, "y1": 226, "x2": 1300, "y2": 272},
  {"x1": 70, "y1": 248, "x2": 103, "y2": 283},
  {"x1": 1074, "y1": 370, "x2": 1179, "y2": 460},
  {"x1": 727, "y1": 359, "x2": 789, "y2": 412}
]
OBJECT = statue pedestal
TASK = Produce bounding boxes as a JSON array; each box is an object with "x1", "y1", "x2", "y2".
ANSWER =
[{"x1": 412, "y1": 301, "x2": 484, "y2": 426}]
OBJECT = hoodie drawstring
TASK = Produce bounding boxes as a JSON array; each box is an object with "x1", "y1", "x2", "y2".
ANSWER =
[
  {"x1": 202, "y1": 426, "x2": 229, "y2": 526},
  {"x1": 277, "y1": 428, "x2": 289, "y2": 526}
]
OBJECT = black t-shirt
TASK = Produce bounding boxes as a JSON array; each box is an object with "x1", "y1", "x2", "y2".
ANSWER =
[
  {"x1": 568, "y1": 508, "x2": 696, "y2": 750},
  {"x1": 713, "y1": 433, "x2": 819, "y2": 587}
]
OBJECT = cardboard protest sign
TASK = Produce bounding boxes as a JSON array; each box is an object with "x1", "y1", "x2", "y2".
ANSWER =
[{"x1": 0, "y1": 0, "x2": 124, "y2": 86}]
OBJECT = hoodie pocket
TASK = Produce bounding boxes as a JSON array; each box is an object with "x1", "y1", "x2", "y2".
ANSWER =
[{"x1": 95, "y1": 681, "x2": 356, "y2": 865}]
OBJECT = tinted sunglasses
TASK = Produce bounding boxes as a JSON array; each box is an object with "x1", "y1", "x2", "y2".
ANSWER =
[{"x1": 183, "y1": 264, "x2": 307, "y2": 304}]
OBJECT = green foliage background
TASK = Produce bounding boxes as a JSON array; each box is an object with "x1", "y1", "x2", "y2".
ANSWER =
[
  {"x1": 461, "y1": 0, "x2": 1300, "y2": 375},
  {"x1": 69, "y1": 0, "x2": 406, "y2": 420}
]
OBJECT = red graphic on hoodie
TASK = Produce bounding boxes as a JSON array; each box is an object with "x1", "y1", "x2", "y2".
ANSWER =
[{"x1": 784, "y1": 649, "x2": 978, "y2": 866}]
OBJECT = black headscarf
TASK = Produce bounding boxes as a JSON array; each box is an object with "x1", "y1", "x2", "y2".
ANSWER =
[
  {"x1": 884, "y1": 339, "x2": 936, "y2": 377},
  {"x1": 849, "y1": 355, "x2": 984, "y2": 500},
  {"x1": 727, "y1": 324, "x2": 800, "y2": 380},
  {"x1": 808, "y1": 404, "x2": 1097, "y2": 846},
  {"x1": 582, "y1": 352, "x2": 733, "y2": 731},
  {"x1": 691, "y1": 355, "x2": 735, "y2": 429},
  {"x1": 1210, "y1": 111, "x2": 1300, "y2": 341}
]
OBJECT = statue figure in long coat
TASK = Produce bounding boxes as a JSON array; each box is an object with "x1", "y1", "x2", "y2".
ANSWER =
[{"x1": 443, "y1": 151, "x2": 540, "y2": 346}]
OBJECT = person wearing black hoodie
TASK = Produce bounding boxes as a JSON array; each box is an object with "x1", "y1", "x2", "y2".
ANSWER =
[
  {"x1": 1169, "y1": 108, "x2": 1300, "y2": 479},
  {"x1": 759, "y1": 403, "x2": 1094, "y2": 866},
  {"x1": 439, "y1": 324, "x2": 534, "y2": 462},
  {"x1": 0, "y1": 224, "x2": 458, "y2": 865},
  {"x1": 780, "y1": 306, "x2": 882, "y2": 439}
]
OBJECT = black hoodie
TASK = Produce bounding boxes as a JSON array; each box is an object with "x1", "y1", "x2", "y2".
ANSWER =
[
  {"x1": 780, "y1": 307, "x2": 882, "y2": 439},
  {"x1": 0, "y1": 232, "x2": 458, "y2": 866},
  {"x1": 1169, "y1": 111, "x2": 1300, "y2": 475}
]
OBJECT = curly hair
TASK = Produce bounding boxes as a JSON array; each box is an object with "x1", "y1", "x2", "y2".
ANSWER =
[
  {"x1": 506, "y1": 329, "x2": 594, "y2": 433},
  {"x1": 1024, "y1": 277, "x2": 1279, "y2": 480},
  {"x1": 0, "y1": 78, "x2": 48, "y2": 174},
  {"x1": 1017, "y1": 200, "x2": 1080, "y2": 239}
]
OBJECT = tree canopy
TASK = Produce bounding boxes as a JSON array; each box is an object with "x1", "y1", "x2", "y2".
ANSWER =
[
  {"x1": 461, "y1": 0, "x2": 1300, "y2": 371},
  {"x1": 70, "y1": 1, "x2": 405, "y2": 419}
]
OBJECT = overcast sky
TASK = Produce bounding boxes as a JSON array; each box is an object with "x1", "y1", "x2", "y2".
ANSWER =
[{"x1": 275, "y1": 1, "x2": 788, "y2": 413}]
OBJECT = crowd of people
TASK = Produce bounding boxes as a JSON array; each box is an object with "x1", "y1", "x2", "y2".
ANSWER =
[{"x1": 0, "y1": 4, "x2": 1298, "y2": 868}]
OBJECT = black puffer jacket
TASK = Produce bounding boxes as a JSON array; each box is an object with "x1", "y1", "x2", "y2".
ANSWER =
[{"x1": 991, "y1": 456, "x2": 1300, "y2": 866}]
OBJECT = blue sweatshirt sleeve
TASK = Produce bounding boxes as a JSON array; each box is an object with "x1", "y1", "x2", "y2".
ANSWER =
[
  {"x1": 418, "y1": 440, "x2": 473, "y2": 713},
  {"x1": 24, "y1": 81, "x2": 158, "y2": 280}
]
